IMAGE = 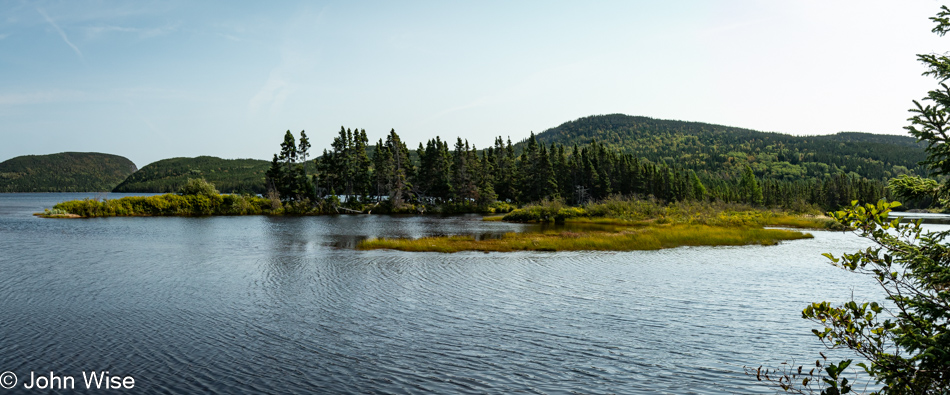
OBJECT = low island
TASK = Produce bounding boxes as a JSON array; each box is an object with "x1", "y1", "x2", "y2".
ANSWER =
[{"x1": 37, "y1": 179, "x2": 834, "y2": 252}]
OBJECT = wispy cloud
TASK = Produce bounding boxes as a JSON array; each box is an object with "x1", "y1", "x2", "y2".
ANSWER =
[
  {"x1": 249, "y1": 66, "x2": 294, "y2": 115},
  {"x1": 36, "y1": 8, "x2": 82, "y2": 58},
  {"x1": 0, "y1": 34, "x2": 9, "y2": 40},
  {"x1": 83, "y1": 23, "x2": 180, "y2": 40},
  {"x1": 248, "y1": 6, "x2": 326, "y2": 115}
]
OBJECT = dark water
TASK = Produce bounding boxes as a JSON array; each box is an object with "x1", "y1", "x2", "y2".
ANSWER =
[{"x1": 0, "y1": 193, "x2": 928, "y2": 394}]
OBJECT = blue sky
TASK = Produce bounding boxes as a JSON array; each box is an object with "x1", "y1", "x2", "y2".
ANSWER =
[{"x1": 1, "y1": 1, "x2": 946, "y2": 167}]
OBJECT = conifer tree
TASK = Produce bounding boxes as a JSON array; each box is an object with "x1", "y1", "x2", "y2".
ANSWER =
[
  {"x1": 478, "y1": 149, "x2": 498, "y2": 207},
  {"x1": 738, "y1": 165, "x2": 763, "y2": 205},
  {"x1": 353, "y1": 129, "x2": 373, "y2": 200},
  {"x1": 371, "y1": 139, "x2": 389, "y2": 202},
  {"x1": 385, "y1": 129, "x2": 412, "y2": 209}
]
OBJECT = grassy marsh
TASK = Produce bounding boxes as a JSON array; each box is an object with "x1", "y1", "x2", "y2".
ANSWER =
[
  {"x1": 357, "y1": 224, "x2": 813, "y2": 253},
  {"x1": 358, "y1": 198, "x2": 829, "y2": 253}
]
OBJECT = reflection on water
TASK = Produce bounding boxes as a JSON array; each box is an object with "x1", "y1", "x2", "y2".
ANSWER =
[{"x1": 0, "y1": 193, "x2": 901, "y2": 393}]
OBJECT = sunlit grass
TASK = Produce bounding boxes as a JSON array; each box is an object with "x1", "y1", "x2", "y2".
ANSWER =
[
  {"x1": 499, "y1": 197, "x2": 840, "y2": 230},
  {"x1": 762, "y1": 215, "x2": 838, "y2": 229},
  {"x1": 357, "y1": 225, "x2": 813, "y2": 253},
  {"x1": 34, "y1": 208, "x2": 80, "y2": 218}
]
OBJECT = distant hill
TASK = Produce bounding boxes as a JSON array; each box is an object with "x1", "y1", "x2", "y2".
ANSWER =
[
  {"x1": 0, "y1": 152, "x2": 137, "y2": 192},
  {"x1": 113, "y1": 156, "x2": 269, "y2": 194},
  {"x1": 528, "y1": 114, "x2": 927, "y2": 180}
]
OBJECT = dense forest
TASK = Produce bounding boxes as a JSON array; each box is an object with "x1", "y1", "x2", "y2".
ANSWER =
[
  {"x1": 0, "y1": 152, "x2": 136, "y2": 192},
  {"x1": 112, "y1": 156, "x2": 269, "y2": 194},
  {"x1": 531, "y1": 114, "x2": 927, "y2": 181},
  {"x1": 265, "y1": 119, "x2": 908, "y2": 214}
]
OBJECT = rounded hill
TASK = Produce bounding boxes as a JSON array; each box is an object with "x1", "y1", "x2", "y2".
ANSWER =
[
  {"x1": 0, "y1": 152, "x2": 137, "y2": 192},
  {"x1": 112, "y1": 156, "x2": 269, "y2": 194}
]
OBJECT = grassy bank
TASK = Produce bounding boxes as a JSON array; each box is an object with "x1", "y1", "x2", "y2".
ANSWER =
[
  {"x1": 358, "y1": 198, "x2": 830, "y2": 253},
  {"x1": 357, "y1": 225, "x2": 813, "y2": 253}
]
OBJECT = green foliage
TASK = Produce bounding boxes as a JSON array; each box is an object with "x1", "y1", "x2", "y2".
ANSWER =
[
  {"x1": 113, "y1": 156, "x2": 268, "y2": 194},
  {"x1": 38, "y1": 208, "x2": 73, "y2": 218},
  {"x1": 485, "y1": 200, "x2": 515, "y2": 214},
  {"x1": 178, "y1": 178, "x2": 219, "y2": 196},
  {"x1": 908, "y1": 6, "x2": 950, "y2": 181},
  {"x1": 739, "y1": 165, "x2": 764, "y2": 205},
  {"x1": 689, "y1": 170, "x2": 707, "y2": 201},
  {"x1": 503, "y1": 199, "x2": 579, "y2": 223},
  {"x1": 888, "y1": 174, "x2": 941, "y2": 209},
  {"x1": 0, "y1": 152, "x2": 136, "y2": 192},
  {"x1": 267, "y1": 130, "x2": 315, "y2": 204},
  {"x1": 52, "y1": 193, "x2": 274, "y2": 217},
  {"x1": 361, "y1": 129, "x2": 414, "y2": 209}
]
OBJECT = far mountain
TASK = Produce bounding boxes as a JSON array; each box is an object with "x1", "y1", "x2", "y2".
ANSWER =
[
  {"x1": 529, "y1": 114, "x2": 927, "y2": 181},
  {"x1": 113, "y1": 156, "x2": 269, "y2": 194},
  {"x1": 0, "y1": 152, "x2": 137, "y2": 192}
]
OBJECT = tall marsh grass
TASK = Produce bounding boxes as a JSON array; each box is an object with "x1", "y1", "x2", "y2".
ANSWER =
[
  {"x1": 502, "y1": 196, "x2": 837, "y2": 229},
  {"x1": 358, "y1": 225, "x2": 813, "y2": 253}
]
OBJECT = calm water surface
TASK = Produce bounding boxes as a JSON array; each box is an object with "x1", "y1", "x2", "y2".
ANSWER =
[{"x1": 1, "y1": 193, "x2": 930, "y2": 394}]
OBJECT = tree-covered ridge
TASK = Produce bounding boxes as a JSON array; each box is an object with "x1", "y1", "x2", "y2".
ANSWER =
[
  {"x1": 264, "y1": 125, "x2": 893, "y2": 214},
  {"x1": 113, "y1": 156, "x2": 269, "y2": 194},
  {"x1": 531, "y1": 114, "x2": 927, "y2": 181},
  {"x1": 0, "y1": 152, "x2": 136, "y2": 192}
]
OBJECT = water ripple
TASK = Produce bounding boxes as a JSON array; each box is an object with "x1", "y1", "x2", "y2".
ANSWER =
[{"x1": 0, "y1": 194, "x2": 890, "y2": 393}]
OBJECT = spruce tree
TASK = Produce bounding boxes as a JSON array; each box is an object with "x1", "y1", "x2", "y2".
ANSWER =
[{"x1": 738, "y1": 165, "x2": 763, "y2": 205}]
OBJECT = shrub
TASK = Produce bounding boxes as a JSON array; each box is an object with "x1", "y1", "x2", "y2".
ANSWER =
[{"x1": 178, "y1": 178, "x2": 219, "y2": 197}]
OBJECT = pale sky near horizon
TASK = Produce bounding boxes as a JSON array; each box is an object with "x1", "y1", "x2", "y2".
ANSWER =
[{"x1": 1, "y1": 1, "x2": 948, "y2": 167}]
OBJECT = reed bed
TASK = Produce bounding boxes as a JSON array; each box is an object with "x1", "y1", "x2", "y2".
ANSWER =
[
  {"x1": 357, "y1": 225, "x2": 813, "y2": 253},
  {"x1": 499, "y1": 197, "x2": 838, "y2": 229}
]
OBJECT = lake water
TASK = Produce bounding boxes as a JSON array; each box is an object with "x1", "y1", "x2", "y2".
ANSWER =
[{"x1": 0, "y1": 193, "x2": 930, "y2": 394}]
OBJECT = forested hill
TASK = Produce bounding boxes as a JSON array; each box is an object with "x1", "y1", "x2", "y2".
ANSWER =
[
  {"x1": 531, "y1": 114, "x2": 927, "y2": 181},
  {"x1": 112, "y1": 156, "x2": 269, "y2": 194},
  {"x1": 0, "y1": 152, "x2": 137, "y2": 192}
]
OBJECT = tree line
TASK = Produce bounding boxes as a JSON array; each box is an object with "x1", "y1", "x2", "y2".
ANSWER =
[{"x1": 265, "y1": 127, "x2": 893, "y2": 213}]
